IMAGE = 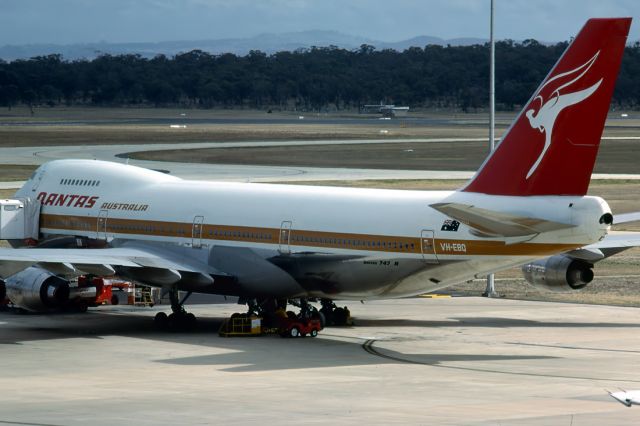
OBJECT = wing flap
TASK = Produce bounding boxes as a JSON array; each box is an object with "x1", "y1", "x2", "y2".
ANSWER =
[{"x1": 0, "y1": 247, "x2": 209, "y2": 279}]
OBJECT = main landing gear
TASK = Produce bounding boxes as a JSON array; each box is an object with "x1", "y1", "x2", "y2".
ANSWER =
[
  {"x1": 249, "y1": 298, "x2": 351, "y2": 328},
  {"x1": 154, "y1": 288, "x2": 196, "y2": 331},
  {"x1": 319, "y1": 299, "x2": 351, "y2": 326}
]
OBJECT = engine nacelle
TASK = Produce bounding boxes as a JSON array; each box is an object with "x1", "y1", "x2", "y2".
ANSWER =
[
  {"x1": 521, "y1": 255, "x2": 594, "y2": 292},
  {"x1": 5, "y1": 267, "x2": 70, "y2": 312}
]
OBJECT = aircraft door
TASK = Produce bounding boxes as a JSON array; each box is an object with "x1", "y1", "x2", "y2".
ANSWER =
[
  {"x1": 30, "y1": 164, "x2": 47, "y2": 193},
  {"x1": 97, "y1": 210, "x2": 108, "y2": 240},
  {"x1": 279, "y1": 221, "x2": 292, "y2": 254},
  {"x1": 192, "y1": 215, "x2": 204, "y2": 248},
  {"x1": 420, "y1": 229, "x2": 439, "y2": 264}
]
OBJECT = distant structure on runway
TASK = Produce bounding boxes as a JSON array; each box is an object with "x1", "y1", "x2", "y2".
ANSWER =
[{"x1": 360, "y1": 103, "x2": 410, "y2": 118}]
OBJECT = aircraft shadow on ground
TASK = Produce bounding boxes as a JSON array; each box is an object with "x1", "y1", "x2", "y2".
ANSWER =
[
  {"x1": 0, "y1": 309, "x2": 580, "y2": 373},
  {"x1": 155, "y1": 345, "x2": 556, "y2": 372}
]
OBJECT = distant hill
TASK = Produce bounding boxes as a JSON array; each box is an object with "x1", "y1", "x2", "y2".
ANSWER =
[{"x1": 0, "y1": 30, "x2": 490, "y2": 61}]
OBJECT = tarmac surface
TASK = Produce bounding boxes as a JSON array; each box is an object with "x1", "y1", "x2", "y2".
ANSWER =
[
  {"x1": 1, "y1": 297, "x2": 639, "y2": 425},
  {"x1": 1, "y1": 138, "x2": 639, "y2": 186}
]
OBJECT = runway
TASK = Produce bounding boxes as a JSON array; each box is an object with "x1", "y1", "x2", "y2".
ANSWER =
[
  {"x1": 0, "y1": 297, "x2": 638, "y2": 425},
  {"x1": 1, "y1": 138, "x2": 640, "y2": 186}
]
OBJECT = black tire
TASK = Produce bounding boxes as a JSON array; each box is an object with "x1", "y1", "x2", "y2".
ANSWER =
[
  {"x1": 186, "y1": 312, "x2": 197, "y2": 326},
  {"x1": 289, "y1": 326, "x2": 300, "y2": 338},
  {"x1": 310, "y1": 329, "x2": 318, "y2": 337},
  {"x1": 74, "y1": 302, "x2": 88, "y2": 313},
  {"x1": 334, "y1": 307, "x2": 349, "y2": 325},
  {"x1": 110, "y1": 294, "x2": 119, "y2": 305},
  {"x1": 154, "y1": 312, "x2": 169, "y2": 330}
]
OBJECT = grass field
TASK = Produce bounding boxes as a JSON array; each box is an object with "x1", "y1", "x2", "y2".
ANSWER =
[
  {"x1": 0, "y1": 106, "x2": 515, "y2": 146},
  {"x1": 132, "y1": 137, "x2": 640, "y2": 174},
  {"x1": 0, "y1": 165, "x2": 37, "y2": 181}
]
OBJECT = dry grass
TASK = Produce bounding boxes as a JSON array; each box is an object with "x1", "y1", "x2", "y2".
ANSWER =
[
  {"x1": 128, "y1": 131, "x2": 640, "y2": 174},
  {"x1": 0, "y1": 165, "x2": 37, "y2": 181}
]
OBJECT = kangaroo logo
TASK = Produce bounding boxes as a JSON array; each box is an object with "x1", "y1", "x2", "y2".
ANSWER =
[{"x1": 525, "y1": 51, "x2": 602, "y2": 179}]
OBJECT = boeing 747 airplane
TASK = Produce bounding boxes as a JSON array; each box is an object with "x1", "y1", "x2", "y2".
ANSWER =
[{"x1": 0, "y1": 18, "x2": 637, "y2": 328}]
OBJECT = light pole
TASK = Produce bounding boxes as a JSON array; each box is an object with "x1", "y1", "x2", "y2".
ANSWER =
[{"x1": 483, "y1": 0, "x2": 499, "y2": 298}]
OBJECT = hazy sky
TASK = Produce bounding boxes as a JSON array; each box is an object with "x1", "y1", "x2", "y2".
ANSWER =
[{"x1": 1, "y1": 0, "x2": 639, "y2": 45}]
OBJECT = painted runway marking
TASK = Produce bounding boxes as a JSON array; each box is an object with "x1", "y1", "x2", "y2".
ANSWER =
[{"x1": 362, "y1": 339, "x2": 640, "y2": 383}]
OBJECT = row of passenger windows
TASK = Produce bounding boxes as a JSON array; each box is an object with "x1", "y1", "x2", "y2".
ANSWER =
[
  {"x1": 291, "y1": 234, "x2": 414, "y2": 250},
  {"x1": 111, "y1": 225, "x2": 410, "y2": 250},
  {"x1": 208, "y1": 229, "x2": 272, "y2": 240},
  {"x1": 110, "y1": 224, "x2": 186, "y2": 234},
  {"x1": 109, "y1": 225, "x2": 274, "y2": 239},
  {"x1": 45, "y1": 219, "x2": 92, "y2": 230},
  {"x1": 60, "y1": 178, "x2": 101, "y2": 187},
  {"x1": 46, "y1": 219, "x2": 413, "y2": 251}
]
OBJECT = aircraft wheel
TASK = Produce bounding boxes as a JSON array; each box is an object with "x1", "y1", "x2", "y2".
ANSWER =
[
  {"x1": 154, "y1": 312, "x2": 169, "y2": 330},
  {"x1": 333, "y1": 308, "x2": 349, "y2": 325},
  {"x1": 186, "y1": 312, "x2": 197, "y2": 326}
]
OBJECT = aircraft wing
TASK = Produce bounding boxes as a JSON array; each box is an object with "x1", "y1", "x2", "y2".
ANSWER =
[
  {"x1": 0, "y1": 247, "x2": 217, "y2": 281},
  {"x1": 430, "y1": 202, "x2": 575, "y2": 237},
  {"x1": 609, "y1": 390, "x2": 640, "y2": 407}
]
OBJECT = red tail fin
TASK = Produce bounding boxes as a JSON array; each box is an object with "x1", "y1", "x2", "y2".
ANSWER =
[{"x1": 464, "y1": 18, "x2": 631, "y2": 196}]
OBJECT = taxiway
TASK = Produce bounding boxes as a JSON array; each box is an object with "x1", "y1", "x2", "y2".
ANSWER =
[{"x1": 1, "y1": 297, "x2": 638, "y2": 425}]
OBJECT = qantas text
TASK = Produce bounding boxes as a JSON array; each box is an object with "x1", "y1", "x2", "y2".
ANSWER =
[{"x1": 37, "y1": 192, "x2": 99, "y2": 209}]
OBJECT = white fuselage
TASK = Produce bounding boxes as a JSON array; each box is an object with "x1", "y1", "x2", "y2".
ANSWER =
[{"x1": 15, "y1": 160, "x2": 611, "y2": 299}]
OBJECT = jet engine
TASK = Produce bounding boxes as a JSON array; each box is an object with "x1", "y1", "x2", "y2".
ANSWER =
[
  {"x1": 521, "y1": 255, "x2": 594, "y2": 292},
  {"x1": 4, "y1": 267, "x2": 71, "y2": 312}
]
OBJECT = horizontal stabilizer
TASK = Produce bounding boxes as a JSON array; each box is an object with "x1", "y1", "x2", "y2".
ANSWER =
[
  {"x1": 585, "y1": 231, "x2": 640, "y2": 259},
  {"x1": 564, "y1": 248, "x2": 605, "y2": 262},
  {"x1": 615, "y1": 211, "x2": 640, "y2": 224},
  {"x1": 430, "y1": 202, "x2": 575, "y2": 237}
]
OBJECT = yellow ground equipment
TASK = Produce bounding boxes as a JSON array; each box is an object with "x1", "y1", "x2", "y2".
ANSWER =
[{"x1": 219, "y1": 315, "x2": 262, "y2": 337}]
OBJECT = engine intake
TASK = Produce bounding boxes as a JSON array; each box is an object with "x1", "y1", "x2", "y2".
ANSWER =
[
  {"x1": 522, "y1": 255, "x2": 594, "y2": 292},
  {"x1": 5, "y1": 267, "x2": 70, "y2": 312}
]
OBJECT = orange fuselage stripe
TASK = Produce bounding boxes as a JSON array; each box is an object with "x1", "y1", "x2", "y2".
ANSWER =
[{"x1": 39, "y1": 213, "x2": 581, "y2": 257}]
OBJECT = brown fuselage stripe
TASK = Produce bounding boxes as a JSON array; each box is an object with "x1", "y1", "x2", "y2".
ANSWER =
[{"x1": 39, "y1": 213, "x2": 581, "y2": 257}]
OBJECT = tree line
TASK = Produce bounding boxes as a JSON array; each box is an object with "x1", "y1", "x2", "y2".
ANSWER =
[{"x1": 1, "y1": 41, "x2": 639, "y2": 111}]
